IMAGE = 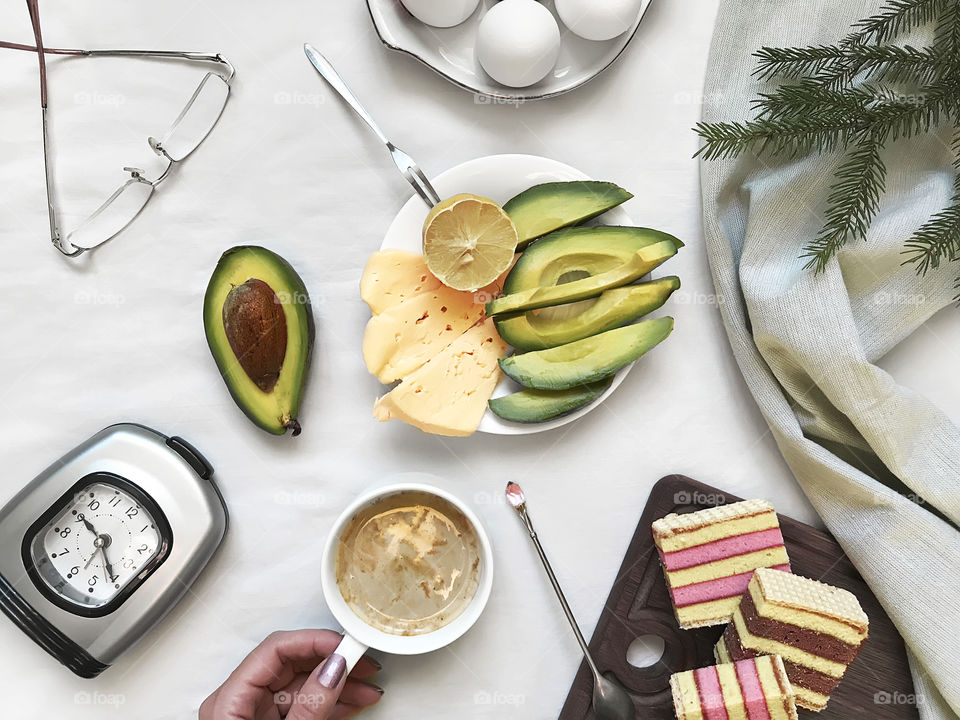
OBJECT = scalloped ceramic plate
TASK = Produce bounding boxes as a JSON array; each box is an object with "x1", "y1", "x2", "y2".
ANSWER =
[
  {"x1": 365, "y1": 0, "x2": 652, "y2": 102},
  {"x1": 378, "y1": 153, "x2": 642, "y2": 435}
]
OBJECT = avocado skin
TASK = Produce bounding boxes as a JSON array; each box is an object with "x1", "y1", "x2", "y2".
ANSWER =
[
  {"x1": 499, "y1": 317, "x2": 674, "y2": 390},
  {"x1": 496, "y1": 276, "x2": 681, "y2": 351},
  {"x1": 503, "y1": 181, "x2": 633, "y2": 249},
  {"x1": 486, "y1": 240, "x2": 678, "y2": 317},
  {"x1": 503, "y1": 226, "x2": 684, "y2": 295},
  {"x1": 203, "y1": 246, "x2": 315, "y2": 435},
  {"x1": 489, "y1": 377, "x2": 614, "y2": 423}
]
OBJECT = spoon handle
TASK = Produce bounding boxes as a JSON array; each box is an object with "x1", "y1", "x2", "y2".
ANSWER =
[{"x1": 520, "y1": 507, "x2": 602, "y2": 679}]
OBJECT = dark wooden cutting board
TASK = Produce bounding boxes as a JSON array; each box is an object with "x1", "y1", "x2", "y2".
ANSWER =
[{"x1": 558, "y1": 475, "x2": 918, "y2": 720}]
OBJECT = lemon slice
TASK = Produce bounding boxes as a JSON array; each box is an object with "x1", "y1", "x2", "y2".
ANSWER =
[{"x1": 422, "y1": 193, "x2": 519, "y2": 291}]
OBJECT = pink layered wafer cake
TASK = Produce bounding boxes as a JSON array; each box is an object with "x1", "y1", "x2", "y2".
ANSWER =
[
  {"x1": 653, "y1": 499, "x2": 791, "y2": 628},
  {"x1": 670, "y1": 655, "x2": 799, "y2": 720}
]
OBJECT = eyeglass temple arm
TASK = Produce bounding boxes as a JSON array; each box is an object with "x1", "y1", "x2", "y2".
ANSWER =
[
  {"x1": 0, "y1": 40, "x2": 84, "y2": 55},
  {"x1": 0, "y1": 41, "x2": 236, "y2": 82},
  {"x1": 22, "y1": 0, "x2": 73, "y2": 254}
]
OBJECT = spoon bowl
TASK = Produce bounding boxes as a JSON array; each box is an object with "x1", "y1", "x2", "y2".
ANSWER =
[{"x1": 594, "y1": 672, "x2": 636, "y2": 720}]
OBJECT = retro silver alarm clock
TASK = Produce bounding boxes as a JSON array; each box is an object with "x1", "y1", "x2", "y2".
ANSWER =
[{"x1": 0, "y1": 423, "x2": 227, "y2": 678}]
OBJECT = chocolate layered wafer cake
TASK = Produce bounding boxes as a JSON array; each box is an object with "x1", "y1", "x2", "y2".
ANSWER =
[
  {"x1": 716, "y1": 567, "x2": 869, "y2": 712},
  {"x1": 652, "y1": 499, "x2": 791, "y2": 628},
  {"x1": 670, "y1": 655, "x2": 799, "y2": 720}
]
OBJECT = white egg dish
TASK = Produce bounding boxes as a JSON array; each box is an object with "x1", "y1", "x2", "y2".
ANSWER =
[{"x1": 366, "y1": 0, "x2": 653, "y2": 101}]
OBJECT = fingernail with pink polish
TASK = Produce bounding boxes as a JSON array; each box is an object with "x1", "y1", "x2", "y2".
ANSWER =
[{"x1": 317, "y1": 654, "x2": 346, "y2": 689}]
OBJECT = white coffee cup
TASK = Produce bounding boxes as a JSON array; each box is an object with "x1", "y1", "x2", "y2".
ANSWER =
[{"x1": 320, "y1": 481, "x2": 494, "y2": 672}]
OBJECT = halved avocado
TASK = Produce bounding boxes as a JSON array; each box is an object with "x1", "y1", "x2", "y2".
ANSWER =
[
  {"x1": 486, "y1": 240, "x2": 678, "y2": 317},
  {"x1": 489, "y1": 377, "x2": 614, "y2": 423},
  {"x1": 203, "y1": 246, "x2": 314, "y2": 435},
  {"x1": 503, "y1": 226, "x2": 684, "y2": 295},
  {"x1": 496, "y1": 276, "x2": 680, "y2": 351},
  {"x1": 503, "y1": 181, "x2": 633, "y2": 249},
  {"x1": 499, "y1": 317, "x2": 674, "y2": 390}
]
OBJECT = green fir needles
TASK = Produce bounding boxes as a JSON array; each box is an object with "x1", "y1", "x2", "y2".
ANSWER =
[{"x1": 696, "y1": 0, "x2": 960, "y2": 290}]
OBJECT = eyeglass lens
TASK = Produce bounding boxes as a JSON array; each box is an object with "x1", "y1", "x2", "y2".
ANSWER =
[
  {"x1": 67, "y1": 178, "x2": 155, "y2": 250},
  {"x1": 154, "y1": 72, "x2": 230, "y2": 162}
]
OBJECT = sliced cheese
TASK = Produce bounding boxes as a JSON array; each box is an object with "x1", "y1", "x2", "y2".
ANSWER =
[
  {"x1": 362, "y1": 285, "x2": 486, "y2": 383},
  {"x1": 360, "y1": 249, "x2": 444, "y2": 315},
  {"x1": 373, "y1": 319, "x2": 507, "y2": 436}
]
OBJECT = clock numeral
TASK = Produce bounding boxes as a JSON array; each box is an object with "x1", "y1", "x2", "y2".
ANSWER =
[
  {"x1": 122, "y1": 558, "x2": 136, "y2": 570},
  {"x1": 58, "y1": 547, "x2": 69, "y2": 556},
  {"x1": 88, "y1": 575, "x2": 98, "y2": 586},
  {"x1": 75, "y1": 513, "x2": 86, "y2": 523},
  {"x1": 136, "y1": 543, "x2": 150, "y2": 555},
  {"x1": 88, "y1": 499, "x2": 100, "y2": 511},
  {"x1": 70, "y1": 566, "x2": 80, "y2": 576},
  {"x1": 108, "y1": 496, "x2": 122, "y2": 507},
  {"x1": 125, "y1": 506, "x2": 139, "y2": 519},
  {"x1": 59, "y1": 527, "x2": 71, "y2": 538}
]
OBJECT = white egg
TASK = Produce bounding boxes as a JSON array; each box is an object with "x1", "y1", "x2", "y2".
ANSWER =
[
  {"x1": 400, "y1": 0, "x2": 481, "y2": 28},
  {"x1": 555, "y1": 0, "x2": 644, "y2": 41},
  {"x1": 476, "y1": 0, "x2": 561, "y2": 88}
]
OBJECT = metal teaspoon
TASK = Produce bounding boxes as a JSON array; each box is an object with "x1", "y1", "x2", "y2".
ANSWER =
[{"x1": 506, "y1": 481, "x2": 635, "y2": 720}]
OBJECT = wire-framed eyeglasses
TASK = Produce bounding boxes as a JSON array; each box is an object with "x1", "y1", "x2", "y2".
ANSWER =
[{"x1": 2, "y1": 0, "x2": 235, "y2": 257}]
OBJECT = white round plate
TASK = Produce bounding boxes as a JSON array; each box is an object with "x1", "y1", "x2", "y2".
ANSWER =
[
  {"x1": 366, "y1": 0, "x2": 652, "y2": 102},
  {"x1": 379, "y1": 153, "x2": 637, "y2": 435}
]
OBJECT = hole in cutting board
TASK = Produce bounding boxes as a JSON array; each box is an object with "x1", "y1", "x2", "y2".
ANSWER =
[{"x1": 626, "y1": 634, "x2": 665, "y2": 669}]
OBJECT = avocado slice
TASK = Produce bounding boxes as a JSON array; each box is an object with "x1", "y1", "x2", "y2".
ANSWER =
[
  {"x1": 499, "y1": 317, "x2": 674, "y2": 390},
  {"x1": 503, "y1": 226, "x2": 684, "y2": 295},
  {"x1": 203, "y1": 246, "x2": 314, "y2": 436},
  {"x1": 486, "y1": 240, "x2": 678, "y2": 317},
  {"x1": 495, "y1": 276, "x2": 680, "y2": 351},
  {"x1": 489, "y1": 377, "x2": 614, "y2": 423},
  {"x1": 504, "y1": 181, "x2": 633, "y2": 249}
]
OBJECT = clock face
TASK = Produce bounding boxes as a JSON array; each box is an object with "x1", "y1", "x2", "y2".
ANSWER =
[{"x1": 25, "y1": 477, "x2": 170, "y2": 614}]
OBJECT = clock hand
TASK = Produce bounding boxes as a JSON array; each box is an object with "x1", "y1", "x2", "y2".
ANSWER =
[
  {"x1": 84, "y1": 534, "x2": 110, "y2": 577},
  {"x1": 97, "y1": 545, "x2": 117, "y2": 583},
  {"x1": 84, "y1": 535, "x2": 102, "y2": 570},
  {"x1": 80, "y1": 514, "x2": 98, "y2": 535}
]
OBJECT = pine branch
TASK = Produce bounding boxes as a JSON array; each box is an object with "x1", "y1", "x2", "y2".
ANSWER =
[
  {"x1": 753, "y1": 81, "x2": 872, "y2": 120},
  {"x1": 694, "y1": 117, "x2": 861, "y2": 161},
  {"x1": 903, "y1": 129, "x2": 960, "y2": 275},
  {"x1": 802, "y1": 135, "x2": 888, "y2": 271},
  {"x1": 902, "y1": 181, "x2": 960, "y2": 274},
  {"x1": 854, "y1": 0, "x2": 948, "y2": 43},
  {"x1": 866, "y1": 76, "x2": 960, "y2": 141},
  {"x1": 697, "y1": 0, "x2": 960, "y2": 286},
  {"x1": 856, "y1": 44, "x2": 954, "y2": 83},
  {"x1": 755, "y1": 43, "x2": 950, "y2": 87},
  {"x1": 811, "y1": 33, "x2": 875, "y2": 90},
  {"x1": 934, "y1": 0, "x2": 960, "y2": 53},
  {"x1": 702, "y1": 78, "x2": 956, "y2": 161},
  {"x1": 753, "y1": 46, "x2": 848, "y2": 80}
]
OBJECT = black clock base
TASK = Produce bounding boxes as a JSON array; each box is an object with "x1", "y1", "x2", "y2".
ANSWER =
[{"x1": 0, "y1": 572, "x2": 108, "y2": 678}]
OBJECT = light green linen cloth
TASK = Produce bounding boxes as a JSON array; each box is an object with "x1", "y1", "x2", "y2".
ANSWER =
[{"x1": 700, "y1": 2, "x2": 960, "y2": 718}]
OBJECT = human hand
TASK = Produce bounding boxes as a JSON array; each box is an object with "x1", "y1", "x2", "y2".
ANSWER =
[{"x1": 199, "y1": 629, "x2": 383, "y2": 720}]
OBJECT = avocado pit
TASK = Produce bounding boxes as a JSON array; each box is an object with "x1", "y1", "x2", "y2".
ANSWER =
[{"x1": 222, "y1": 278, "x2": 288, "y2": 393}]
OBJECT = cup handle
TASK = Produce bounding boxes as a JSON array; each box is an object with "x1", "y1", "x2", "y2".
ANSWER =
[{"x1": 333, "y1": 633, "x2": 368, "y2": 674}]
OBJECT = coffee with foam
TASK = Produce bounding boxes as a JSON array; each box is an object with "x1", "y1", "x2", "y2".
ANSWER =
[{"x1": 334, "y1": 490, "x2": 481, "y2": 636}]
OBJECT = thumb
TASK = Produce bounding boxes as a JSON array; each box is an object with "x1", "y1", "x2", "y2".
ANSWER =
[{"x1": 285, "y1": 653, "x2": 347, "y2": 720}]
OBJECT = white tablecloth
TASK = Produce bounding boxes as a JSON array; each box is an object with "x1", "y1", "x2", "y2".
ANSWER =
[{"x1": 2, "y1": 1, "x2": 958, "y2": 718}]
